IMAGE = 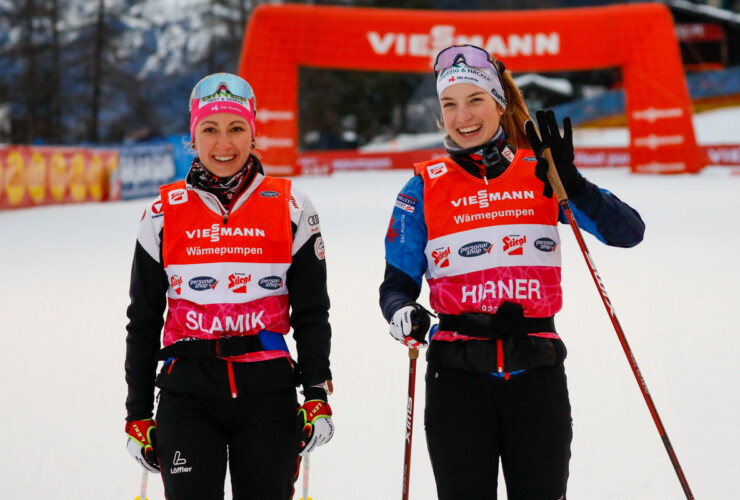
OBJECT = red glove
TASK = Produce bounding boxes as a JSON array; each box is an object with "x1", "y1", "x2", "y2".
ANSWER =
[
  {"x1": 125, "y1": 419, "x2": 160, "y2": 473},
  {"x1": 297, "y1": 400, "x2": 334, "y2": 456}
]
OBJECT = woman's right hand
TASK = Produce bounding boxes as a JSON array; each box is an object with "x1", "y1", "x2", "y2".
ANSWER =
[
  {"x1": 125, "y1": 419, "x2": 160, "y2": 473},
  {"x1": 389, "y1": 303, "x2": 431, "y2": 349}
]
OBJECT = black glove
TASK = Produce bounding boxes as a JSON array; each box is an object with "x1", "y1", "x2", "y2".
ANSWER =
[{"x1": 525, "y1": 109, "x2": 585, "y2": 198}]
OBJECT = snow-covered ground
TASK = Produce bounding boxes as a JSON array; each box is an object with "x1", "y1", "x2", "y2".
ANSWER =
[{"x1": 1, "y1": 109, "x2": 739, "y2": 499}]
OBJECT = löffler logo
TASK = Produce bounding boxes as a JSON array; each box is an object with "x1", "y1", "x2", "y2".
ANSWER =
[{"x1": 170, "y1": 451, "x2": 192, "y2": 474}]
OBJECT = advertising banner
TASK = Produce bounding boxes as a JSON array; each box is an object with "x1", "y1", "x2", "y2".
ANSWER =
[
  {"x1": 0, "y1": 145, "x2": 119, "y2": 210},
  {"x1": 238, "y1": 3, "x2": 706, "y2": 175},
  {"x1": 117, "y1": 143, "x2": 176, "y2": 201},
  {"x1": 297, "y1": 144, "x2": 738, "y2": 173}
]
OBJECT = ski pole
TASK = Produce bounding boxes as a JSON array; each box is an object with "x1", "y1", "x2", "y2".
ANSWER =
[
  {"x1": 542, "y1": 148, "x2": 694, "y2": 499},
  {"x1": 402, "y1": 348, "x2": 419, "y2": 500},
  {"x1": 135, "y1": 469, "x2": 148, "y2": 500},
  {"x1": 299, "y1": 453, "x2": 312, "y2": 500}
]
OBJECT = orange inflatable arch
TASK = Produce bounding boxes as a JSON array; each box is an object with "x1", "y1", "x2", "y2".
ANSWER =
[{"x1": 238, "y1": 3, "x2": 705, "y2": 175}]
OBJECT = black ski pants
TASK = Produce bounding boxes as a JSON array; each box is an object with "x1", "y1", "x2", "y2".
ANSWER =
[
  {"x1": 425, "y1": 363, "x2": 572, "y2": 500},
  {"x1": 155, "y1": 388, "x2": 300, "y2": 500}
]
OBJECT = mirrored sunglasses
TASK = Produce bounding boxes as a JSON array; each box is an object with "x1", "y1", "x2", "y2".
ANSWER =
[
  {"x1": 189, "y1": 73, "x2": 255, "y2": 111},
  {"x1": 434, "y1": 44, "x2": 495, "y2": 76}
]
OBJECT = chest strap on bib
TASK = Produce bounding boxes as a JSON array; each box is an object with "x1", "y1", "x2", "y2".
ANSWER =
[
  {"x1": 157, "y1": 336, "x2": 264, "y2": 360},
  {"x1": 437, "y1": 302, "x2": 555, "y2": 339}
]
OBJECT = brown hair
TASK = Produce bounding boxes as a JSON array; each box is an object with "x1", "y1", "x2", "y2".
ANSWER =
[{"x1": 494, "y1": 58, "x2": 531, "y2": 150}]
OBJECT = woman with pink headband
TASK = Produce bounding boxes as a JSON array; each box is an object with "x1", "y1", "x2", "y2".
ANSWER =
[
  {"x1": 124, "y1": 73, "x2": 334, "y2": 499},
  {"x1": 380, "y1": 45, "x2": 645, "y2": 499}
]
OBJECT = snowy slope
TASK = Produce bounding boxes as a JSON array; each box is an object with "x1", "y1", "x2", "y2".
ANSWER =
[{"x1": 1, "y1": 112, "x2": 739, "y2": 499}]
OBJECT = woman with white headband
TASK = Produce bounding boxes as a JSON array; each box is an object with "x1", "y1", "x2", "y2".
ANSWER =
[
  {"x1": 124, "y1": 73, "x2": 334, "y2": 499},
  {"x1": 380, "y1": 45, "x2": 645, "y2": 499}
]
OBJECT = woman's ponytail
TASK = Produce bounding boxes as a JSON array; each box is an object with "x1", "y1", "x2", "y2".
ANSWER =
[{"x1": 495, "y1": 59, "x2": 532, "y2": 150}]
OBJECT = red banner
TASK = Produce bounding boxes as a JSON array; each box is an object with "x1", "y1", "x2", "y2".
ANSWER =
[
  {"x1": 239, "y1": 3, "x2": 707, "y2": 176},
  {"x1": 0, "y1": 145, "x2": 119, "y2": 210}
]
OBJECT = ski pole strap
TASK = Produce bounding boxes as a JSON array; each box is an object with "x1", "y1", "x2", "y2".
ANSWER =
[
  {"x1": 437, "y1": 307, "x2": 555, "y2": 339},
  {"x1": 157, "y1": 336, "x2": 263, "y2": 360}
]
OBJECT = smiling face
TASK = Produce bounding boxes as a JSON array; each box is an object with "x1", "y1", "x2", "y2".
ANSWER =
[
  {"x1": 440, "y1": 83, "x2": 504, "y2": 150},
  {"x1": 192, "y1": 112, "x2": 253, "y2": 177}
]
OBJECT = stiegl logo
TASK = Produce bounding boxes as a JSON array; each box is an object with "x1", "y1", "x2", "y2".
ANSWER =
[
  {"x1": 503, "y1": 235, "x2": 526, "y2": 255},
  {"x1": 228, "y1": 273, "x2": 251, "y2": 293},
  {"x1": 169, "y1": 189, "x2": 188, "y2": 205},
  {"x1": 432, "y1": 247, "x2": 451, "y2": 268},
  {"x1": 427, "y1": 162, "x2": 448, "y2": 178},
  {"x1": 170, "y1": 275, "x2": 182, "y2": 295}
]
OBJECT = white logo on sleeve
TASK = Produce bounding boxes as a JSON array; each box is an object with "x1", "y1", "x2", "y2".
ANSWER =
[
  {"x1": 314, "y1": 237, "x2": 325, "y2": 260},
  {"x1": 304, "y1": 212, "x2": 321, "y2": 236}
]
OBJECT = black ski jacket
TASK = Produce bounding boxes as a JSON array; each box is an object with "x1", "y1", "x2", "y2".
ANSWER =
[{"x1": 125, "y1": 161, "x2": 331, "y2": 421}]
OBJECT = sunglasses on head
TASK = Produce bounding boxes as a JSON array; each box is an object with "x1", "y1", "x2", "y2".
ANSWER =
[
  {"x1": 189, "y1": 73, "x2": 255, "y2": 112},
  {"x1": 434, "y1": 44, "x2": 497, "y2": 77}
]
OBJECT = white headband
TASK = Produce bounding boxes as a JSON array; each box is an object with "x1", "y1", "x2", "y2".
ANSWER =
[{"x1": 436, "y1": 63, "x2": 507, "y2": 109}]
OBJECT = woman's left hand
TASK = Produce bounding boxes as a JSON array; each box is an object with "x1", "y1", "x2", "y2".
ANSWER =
[
  {"x1": 535, "y1": 109, "x2": 574, "y2": 170},
  {"x1": 525, "y1": 110, "x2": 585, "y2": 197}
]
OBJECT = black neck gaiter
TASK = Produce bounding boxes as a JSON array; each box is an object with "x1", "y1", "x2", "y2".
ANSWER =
[
  {"x1": 445, "y1": 127, "x2": 516, "y2": 181},
  {"x1": 187, "y1": 155, "x2": 259, "y2": 209}
]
